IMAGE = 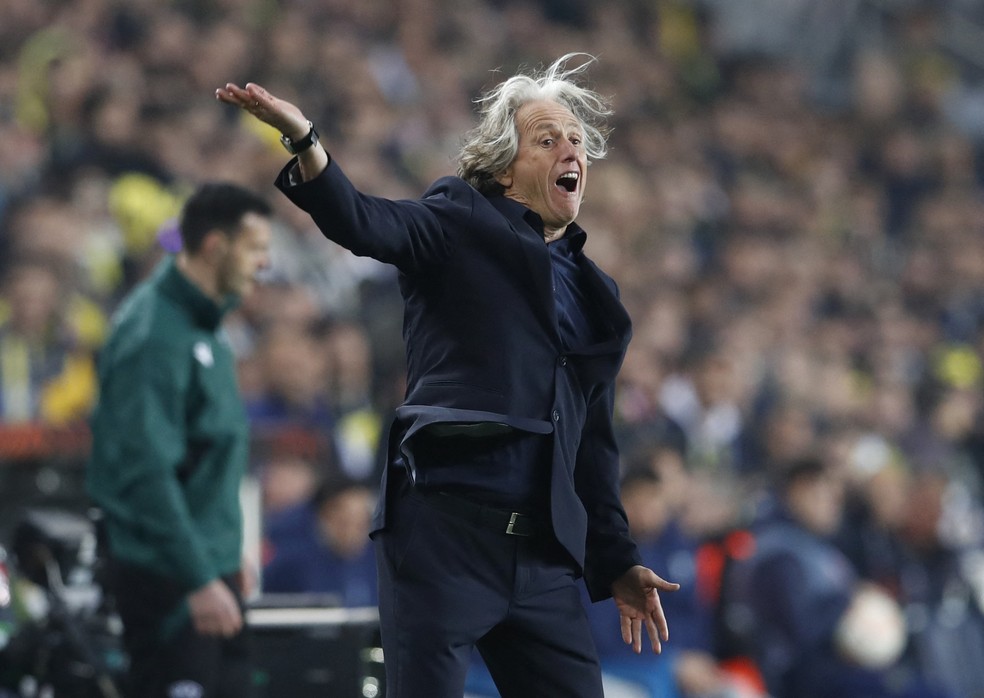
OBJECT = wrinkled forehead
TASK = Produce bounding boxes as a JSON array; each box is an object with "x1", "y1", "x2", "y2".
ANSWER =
[{"x1": 515, "y1": 98, "x2": 581, "y2": 134}]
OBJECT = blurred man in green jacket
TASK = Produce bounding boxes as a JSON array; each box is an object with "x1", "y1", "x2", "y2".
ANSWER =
[{"x1": 87, "y1": 182, "x2": 271, "y2": 698}]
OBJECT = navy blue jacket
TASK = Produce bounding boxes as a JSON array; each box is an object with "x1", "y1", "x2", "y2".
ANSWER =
[
  {"x1": 276, "y1": 159, "x2": 641, "y2": 600},
  {"x1": 724, "y1": 509, "x2": 857, "y2": 698}
]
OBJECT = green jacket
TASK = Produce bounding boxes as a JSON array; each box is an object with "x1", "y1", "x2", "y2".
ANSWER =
[{"x1": 87, "y1": 256, "x2": 248, "y2": 592}]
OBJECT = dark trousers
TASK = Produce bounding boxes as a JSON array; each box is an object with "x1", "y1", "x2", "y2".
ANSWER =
[
  {"x1": 109, "y1": 562, "x2": 254, "y2": 698},
  {"x1": 373, "y1": 480, "x2": 605, "y2": 698}
]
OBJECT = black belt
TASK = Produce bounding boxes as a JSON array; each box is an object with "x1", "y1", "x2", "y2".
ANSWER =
[{"x1": 412, "y1": 489, "x2": 544, "y2": 537}]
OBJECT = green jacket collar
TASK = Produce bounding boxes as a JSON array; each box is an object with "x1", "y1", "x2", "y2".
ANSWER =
[{"x1": 156, "y1": 256, "x2": 238, "y2": 331}]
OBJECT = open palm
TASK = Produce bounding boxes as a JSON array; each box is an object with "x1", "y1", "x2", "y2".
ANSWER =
[{"x1": 611, "y1": 564, "x2": 679, "y2": 654}]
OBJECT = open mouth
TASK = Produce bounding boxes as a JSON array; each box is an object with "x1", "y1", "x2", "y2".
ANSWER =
[{"x1": 556, "y1": 172, "x2": 579, "y2": 194}]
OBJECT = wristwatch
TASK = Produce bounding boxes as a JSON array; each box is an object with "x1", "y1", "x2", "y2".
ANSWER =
[{"x1": 280, "y1": 121, "x2": 319, "y2": 154}]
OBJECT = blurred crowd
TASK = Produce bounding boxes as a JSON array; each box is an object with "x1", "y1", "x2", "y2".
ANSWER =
[{"x1": 3, "y1": 0, "x2": 984, "y2": 696}]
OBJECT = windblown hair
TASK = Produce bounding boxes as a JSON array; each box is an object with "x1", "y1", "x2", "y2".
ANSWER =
[{"x1": 457, "y1": 53, "x2": 612, "y2": 196}]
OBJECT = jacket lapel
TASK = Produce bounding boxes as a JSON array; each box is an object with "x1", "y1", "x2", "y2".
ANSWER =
[
  {"x1": 485, "y1": 195, "x2": 630, "y2": 355},
  {"x1": 487, "y1": 197, "x2": 560, "y2": 338},
  {"x1": 575, "y1": 255, "x2": 632, "y2": 356}
]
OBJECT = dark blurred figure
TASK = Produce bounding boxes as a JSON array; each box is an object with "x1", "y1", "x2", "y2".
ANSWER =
[
  {"x1": 720, "y1": 457, "x2": 955, "y2": 698},
  {"x1": 245, "y1": 321, "x2": 335, "y2": 435},
  {"x1": 892, "y1": 468, "x2": 984, "y2": 698},
  {"x1": 0, "y1": 253, "x2": 97, "y2": 425},
  {"x1": 262, "y1": 477, "x2": 377, "y2": 606},
  {"x1": 583, "y1": 465, "x2": 767, "y2": 698}
]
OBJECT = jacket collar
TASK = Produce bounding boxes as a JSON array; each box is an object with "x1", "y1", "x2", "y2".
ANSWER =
[
  {"x1": 485, "y1": 193, "x2": 630, "y2": 354},
  {"x1": 156, "y1": 256, "x2": 236, "y2": 331},
  {"x1": 487, "y1": 195, "x2": 587, "y2": 252}
]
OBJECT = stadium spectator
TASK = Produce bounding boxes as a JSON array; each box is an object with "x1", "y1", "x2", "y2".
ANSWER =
[{"x1": 262, "y1": 477, "x2": 378, "y2": 606}]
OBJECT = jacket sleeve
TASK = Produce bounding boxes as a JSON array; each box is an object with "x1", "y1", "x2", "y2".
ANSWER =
[
  {"x1": 575, "y1": 382, "x2": 642, "y2": 601},
  {"x1": 89, "y1": 343, "x2": 217, "y2": 591},
  {"x1": 275, "y1": 159, "x2": 470, "y2": 275}
]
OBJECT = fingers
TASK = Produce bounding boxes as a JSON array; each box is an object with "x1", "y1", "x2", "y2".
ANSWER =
[
  {"x1": 639, "y1": 588, "x2": 670, "y2": 654},
  {"x1": 650, "y1": 573, "x2": 681, "y2": 593},
  {"x1": 189, "y1": 581, "x2": 244, "y2": 637},
  {"x1": 652, "y1": 593, "x2": 670, "y2": 643},
  {"x1": 631, "y1": 618, "x2": 643, "y2": 654},
  {"x1": 215, "y1": 82, "x2": 309, "y2": 140},
  {"x1": 215, "y1": 82, "x2": 249, "y2": 106},
  {"x1": 192, "y1": 604, "x2": 242, "y2": 637},
  {"x1": 646, "y1": 616, "x2": 661, "y2": 654},
  {"x1": 215, "y1": 585, "x2": 244, "y2": 637},
  {"x1": 218, "y1": 609, "x2": 242, "y2": 637},
  {"x1": 634, "y1": 581, "x2": 672, "y2": 642},
  {"x1": 215, "y1": 82, "x2": 266, "y2": 114},
  {"x1": 215, "y1": 83, "x2": 265, "y2": 115},
  {"x1": 620, "y1": 613, "x2": 632, "y2": 647},
  {"x1": 214, "y1": 602, "x2": 243, "y2": 637},
  {"x1": 224, "y1": 606, "x2": 244, "y2": 637}
]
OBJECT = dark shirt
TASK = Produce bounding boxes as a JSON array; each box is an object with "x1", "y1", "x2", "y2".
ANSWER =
[
  {"x1": 410, "y1": 200, "x2": 603, "y2": 509},
  {"x1": 548, "y1": 225, "x2": 607, "y2": 351},
  {"x1": 262, "y1": 501, "x2": 377, "y2": 606}
]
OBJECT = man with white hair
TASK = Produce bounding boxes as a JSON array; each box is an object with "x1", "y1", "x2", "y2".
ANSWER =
[{"x1": 217, "y1": 54, "x2": 678, "y2": 698}]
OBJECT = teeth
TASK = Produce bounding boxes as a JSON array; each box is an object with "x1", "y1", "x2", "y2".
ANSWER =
[{"x1": 557, "y1": 172, "x2": 579, "y2": 192}]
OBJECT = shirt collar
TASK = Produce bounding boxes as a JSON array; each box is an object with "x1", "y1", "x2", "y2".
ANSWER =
[
  {"x1": 156, "y1": 256, "x2": 236, "y2": 331},
  {"x1": 488, "y1": 195, "x2": 587, "y2": 253}
]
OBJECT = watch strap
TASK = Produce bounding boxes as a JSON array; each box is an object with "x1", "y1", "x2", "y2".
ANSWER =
[{"x1": 280, "y1": 121, "x2": 319, "y2": 154}]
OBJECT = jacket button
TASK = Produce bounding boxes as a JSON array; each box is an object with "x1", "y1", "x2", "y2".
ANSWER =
[
  {"x1": 552, "y1": 409, "x2": 560, "y2": 422},
  {"x1": 559, "y1": 356, "x2": 568, "y2": 367}
]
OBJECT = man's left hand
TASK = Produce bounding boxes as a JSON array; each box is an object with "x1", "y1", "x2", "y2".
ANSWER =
[{"x1": 611, "y1": 564, "x2": 680, "y2": 654}]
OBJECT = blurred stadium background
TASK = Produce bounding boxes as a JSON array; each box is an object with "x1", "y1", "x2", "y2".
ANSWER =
[{"x1": 2, "y1": 1, "x2": 984, "y2": 696}]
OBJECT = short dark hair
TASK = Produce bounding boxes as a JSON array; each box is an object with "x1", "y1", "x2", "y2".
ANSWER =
[
  {"x1": 621, "y1": 465, "x2": 661, "y2": 492},
  {"x1": 1, "y1": 249, "x2": 67, "y2": 290},
  {"x1": 179, "y1": 182, "x2": 271, "y2": 253},
  {"x1": 313, "y1": 474, "x2": 371, "y2": 509},
  {"x1": 776, "y1": 456, "x2": 828, "y2": 492}
]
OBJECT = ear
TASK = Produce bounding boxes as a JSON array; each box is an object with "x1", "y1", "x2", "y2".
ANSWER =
[
  {"x1": 200, "y1": 229, "x2": 229, "y2": 264},
  {"x1": 495, "y1": 167, "x2": 513, "y2": 189}
]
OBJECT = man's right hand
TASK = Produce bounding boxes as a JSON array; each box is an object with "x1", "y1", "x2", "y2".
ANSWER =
[
  {"x1": 188, "y1": 579, "x2": 243, "y2": 637},
  {"x1": 216, "y1": 81, "x2": 329, "y2": 181},
  {"x1": 215, "y1": 82, "x2": 308, "y2": 140}
]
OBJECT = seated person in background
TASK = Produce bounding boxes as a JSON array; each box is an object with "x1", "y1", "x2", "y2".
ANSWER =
[
  {"x1": 583, "y1": 466, "x2": 765, "y2": 698},
  {"x1": 262, "y1": 477, "x2": 377, "y2": 607},
  {"x1": 260, "y1": 452, "x2": 323, "y2": 519},
  {"x1": 0, "y1": 253, "x2": 97, "y2": 424},
  {"x1": 245, "y1": 321, "x2": 336, "y2": 433},
  {"x1": 720, "y1": 456, "x2": 955, "y2": 698}
]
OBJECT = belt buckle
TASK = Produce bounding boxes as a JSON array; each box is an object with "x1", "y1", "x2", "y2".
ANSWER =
[{"x1": 505, "y1": 512, "x2": 530, "y2": 536}]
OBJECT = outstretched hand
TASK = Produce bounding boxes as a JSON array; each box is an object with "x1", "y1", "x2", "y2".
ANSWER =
[
  {"x1": 611, "y1": 564, "x2": 680, "y2": 654},
  {"x1": 215, "y1": 82, "x2": 309, "y2": 140}
]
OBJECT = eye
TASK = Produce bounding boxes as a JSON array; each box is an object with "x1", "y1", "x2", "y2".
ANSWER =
[{"x1": 541, "y1": 138, "x2": 555, "y2": 147}]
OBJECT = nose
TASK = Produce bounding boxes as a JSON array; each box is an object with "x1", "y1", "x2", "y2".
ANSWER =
[{"x1": 559, "y1": 138, "x2": 578, "y2": 161}]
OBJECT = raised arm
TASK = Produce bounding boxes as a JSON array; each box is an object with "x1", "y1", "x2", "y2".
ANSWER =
[
  {"x1": 216, "y1": 81, "x2": 463, "y2": 273},
  {"x1": 215, "y1": 82, "x2": 328, "y2": 182}
]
